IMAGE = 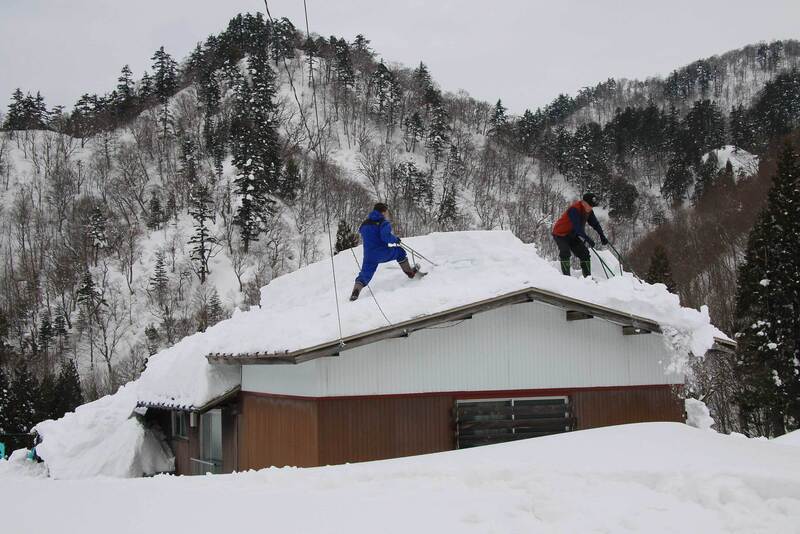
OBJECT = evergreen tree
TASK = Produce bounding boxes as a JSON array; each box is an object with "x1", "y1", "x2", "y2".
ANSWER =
[
  {"x1": 188, "y1": 181, "x2": 217, "y2": 284},
  {"x1": 165, "y1": 190, "x2": 178, "y2": 224},
  {"x1": 149, "y1": 252, "x2": 169, "y2": 296},
  {"x1": 279, "y1": 158, "x2": 301, "y2": 201},
  {"x1": 333, "y1": 38, "x2": 355, "y2": 88},
  {"x1": 489, "y1": 99, "x2": 508, "y2": 134},
  {"x1": 147, "y1": 191, "x2": 165, "y2": 230},
  {"x1": 271, "y1": 17, "x2": 297, "y2": 64},
  {"x1": 426, "y1": 95, "x2": 449, "y2": 167},
  {"x1": 2, "y1": 88, "x2": 26, "y2": 130},
  {"x1": 38, "y1": 313, "x2": 53, "y2": 358},
  {"x1": 334, "y1": 220, "x2": 359, "y2": 254},
  {"x1": 8, "y1": 359, "x2": 39, "y2": 434},
  {"x1": 403, "y1": 112, "x2": 425, "y2": 152},
  {"x1": 0, "y1": 366, "x2": 10, "y2": 438},
  {"x1": 37, "y1": 372, "x2": 59, "y2": 422},
  {"x1": 151, "y1": 47, "x2": 178, "y2": 101},
  {"x1": 55, "y1": 359, "x2": 83, "y2": 416},
  {"x1": 207, "y1": 289, "x2": 225, "y2": 327},
  {"x1": 229, "y1": 51, "x2": 281, "y2": 252},
  {"x1": 114, "y1": 64, "x2": 136, "y2": 119},
  {"x1": 88, "y1": 206, "x2": 108, "y2": 265},
  {"x1": 77, "y1": 271, "x2": 105, "y2": 313},
  {"x1": 645, "y1": 245, "x2": 677, "y2": 293},
  {"x1": 734, "y1": 143, "x2": 800, "y2": 436}
]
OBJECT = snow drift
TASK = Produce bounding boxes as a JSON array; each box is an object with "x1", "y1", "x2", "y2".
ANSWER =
[
  {"x1": 4, "y1": 423, "x2": 799, "y2": 533},
  {"x1": 32, "y1": 231, "x2": 728, "y2": 478}
]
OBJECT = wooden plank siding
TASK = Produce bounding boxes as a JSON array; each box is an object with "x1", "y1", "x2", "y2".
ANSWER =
[
  {"x1": 238, "y1": 393, "x2": 319, "y2": 469},
  {"x1": 317, "y1": 395, "x2": 454, "y2": 465},
  {"x1": 571, "y1": 385, "x2": 684, "y2": 429},
  {"x1": 236, "y1": 385, "x2": 684, "y2": 470}
]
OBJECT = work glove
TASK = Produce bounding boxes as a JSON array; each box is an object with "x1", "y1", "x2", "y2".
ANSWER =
[
  {"x1": 600, "y1": 235, "x2": 609, "y2": 246},
  {"x1": 584, "y1": 236, "x2": 596, "y2": 248}
]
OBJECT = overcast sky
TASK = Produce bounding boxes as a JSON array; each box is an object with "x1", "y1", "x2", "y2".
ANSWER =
[{"x1": 1, "y1": 0, "x2": 799, "y2": 114}]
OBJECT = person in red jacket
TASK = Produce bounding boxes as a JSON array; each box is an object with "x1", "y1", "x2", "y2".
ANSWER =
[{"x1": 552, "y1": 193, "x2": 608, "y2": 277}]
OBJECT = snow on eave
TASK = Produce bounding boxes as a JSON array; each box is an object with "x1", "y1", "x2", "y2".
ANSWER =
[{"x1": 136, "y1": 385, "x2": 242, "y2": 413}]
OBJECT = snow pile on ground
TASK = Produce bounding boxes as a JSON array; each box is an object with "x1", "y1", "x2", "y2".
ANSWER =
[
  {"x1": 774, "y1": 429, "x2": 800, "y2": 447},
  {"x1": 703, "y1": 145, "x2": 759, "y2": 177},
  {"x1": 0, "y1": 449, "x2": 48, "y2": 479},
  {"x1": 34, "y1": 386, "x2": 174, "y2": 479},
  {"x1": 2, "y1": 423, "x2": 798, "y2": 534},
  {"x1": 685, "y1": 398, "x2": 716, "y2": 431}
]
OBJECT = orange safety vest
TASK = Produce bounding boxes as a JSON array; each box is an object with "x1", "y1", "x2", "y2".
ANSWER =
[{"x1": 552, "y1": 200, "x2": 590, "y2": 237}]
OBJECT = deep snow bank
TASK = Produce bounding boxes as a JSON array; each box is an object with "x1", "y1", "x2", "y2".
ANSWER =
[
  {"x1": 33, "y1": 231, "x2": 726, "y2": 479},
  {"x1": 3, "y1": 424, "x2": 799, "y2": 534}
]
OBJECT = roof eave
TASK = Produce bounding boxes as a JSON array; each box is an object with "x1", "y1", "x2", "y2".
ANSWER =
[{"x1": 206, "y1": 287, "x2": 737, "y2": 365}]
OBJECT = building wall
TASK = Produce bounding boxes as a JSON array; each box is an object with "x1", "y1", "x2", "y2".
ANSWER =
[
  {"x1": 572, "y1": 385, "x2": 684, "y2": 429},
  {"x1": 317, "y1": 395, "x2": 454, "y2": 465},
  {"x1": 238, "y1": 385, "x2": 683, "y2": 470},
  {"x1": 238, "y1": 393, "x2": 319, "y2": 469},
  {"x1": 243, "y1": 301, "x2": 683, "y2": 398}
]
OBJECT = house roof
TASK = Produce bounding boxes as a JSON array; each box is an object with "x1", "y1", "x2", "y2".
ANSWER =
[
  {"x1": 207, "y1": 286, "x2": 736, "y2": 365},
  {"x1": 130, "y1": 230, "x2": 729, "y2": 409}
]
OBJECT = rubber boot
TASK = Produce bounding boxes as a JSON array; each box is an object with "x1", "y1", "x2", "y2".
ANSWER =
[
  {"x1": 350, "y1": 281, "x2": 364, "y2": 301},
  {"x1": 580, "y1": 260, "x2": 591, "y2": 278},
  {"x1": 560, "y1": 260, "x2": 571, "y2": 276},
  {"x1": 399, "y1": 259, "x2": 419, "y2": 279}
]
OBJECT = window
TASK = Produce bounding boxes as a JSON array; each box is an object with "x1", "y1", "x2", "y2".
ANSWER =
[
  {"x1": 192, "y1": 409, "x2": 222, "y2": 475},
  {"x1": 171, "y1": 410, "x2": 187, "y2": 439},
  {"x1": 455, "y1": 397, "x2": 573, "y2": 449}
]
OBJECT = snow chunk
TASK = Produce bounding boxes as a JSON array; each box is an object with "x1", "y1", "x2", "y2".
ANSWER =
[
  {"x1": 34, "y1": 386, "x2": 174, "y2": 479},
  {"x1": 0, "y1": 449, "x2": 48, "y2": 479},
  {"x1": 685, "y1": 398, "x2": 716, "y2": 431}
]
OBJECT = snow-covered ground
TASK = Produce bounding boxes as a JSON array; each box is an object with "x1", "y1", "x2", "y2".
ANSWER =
[{"x1": 2, "y1": 423, "x2": 799, "y2": 534}]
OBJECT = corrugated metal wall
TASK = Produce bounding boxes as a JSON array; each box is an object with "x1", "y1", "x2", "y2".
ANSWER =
[{"x1": 243, "y1": 301, "x2": 683, "y2": 397}]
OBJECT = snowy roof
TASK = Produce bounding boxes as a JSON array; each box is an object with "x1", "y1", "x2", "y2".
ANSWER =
[
  {"x1": 203, "y1": 230, "x2": 731, "y2": 364},
  {"x1": 128, "y1": 230, "x2": 729, "y2": 409}
]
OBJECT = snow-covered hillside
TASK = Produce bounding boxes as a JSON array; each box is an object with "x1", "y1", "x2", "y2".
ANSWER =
[{"x1": 2, "y1": 423, "x2": 799, "y2": 533}]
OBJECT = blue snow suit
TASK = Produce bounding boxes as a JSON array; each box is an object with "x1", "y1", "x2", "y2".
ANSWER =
[{"x1": 356, "y1": 210, "x2": 407, "y2": 286}]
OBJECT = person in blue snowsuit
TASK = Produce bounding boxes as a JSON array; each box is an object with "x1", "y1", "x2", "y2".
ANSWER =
[{"x1": 350, "y1": 203, "x2": 418, "y2": 301}]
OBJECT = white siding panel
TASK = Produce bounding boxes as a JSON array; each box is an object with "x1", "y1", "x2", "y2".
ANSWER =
[{"x1": 243, "y1": 301, "x2": 683, "y2": 397}]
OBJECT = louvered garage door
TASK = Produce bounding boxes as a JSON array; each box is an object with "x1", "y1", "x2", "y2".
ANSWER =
[{"x1": 455, "y1": 397, "x2": 574, "y2": 449}]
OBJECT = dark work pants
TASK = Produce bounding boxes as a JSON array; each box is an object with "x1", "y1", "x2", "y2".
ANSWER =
[{"x1": 553, "y1": 234, "x2": 590, "y2": 262}]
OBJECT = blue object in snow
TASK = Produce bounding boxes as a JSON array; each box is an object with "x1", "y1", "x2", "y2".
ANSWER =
[{"x1": 356, "y1": 210, "x2": 407, "y2": 286}]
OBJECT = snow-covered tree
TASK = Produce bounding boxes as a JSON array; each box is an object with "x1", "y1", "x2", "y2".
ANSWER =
[
  {"x1": 334, "y1": 220, "x2": 359, "y2": 254},
  {"x1": 645, "y1": 245, "x2": 677, "y2": 293},
  {"x1": 188, "y1": 181, "x2": 218, "y2": 284},
  {"x1": 734, "y1": 142, "x2": 800, "y2": 437}
]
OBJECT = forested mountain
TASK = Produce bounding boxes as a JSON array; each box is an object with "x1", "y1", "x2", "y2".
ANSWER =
[{"x1": 1, "y1": 13, "x2": 799, "y2": 438}]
